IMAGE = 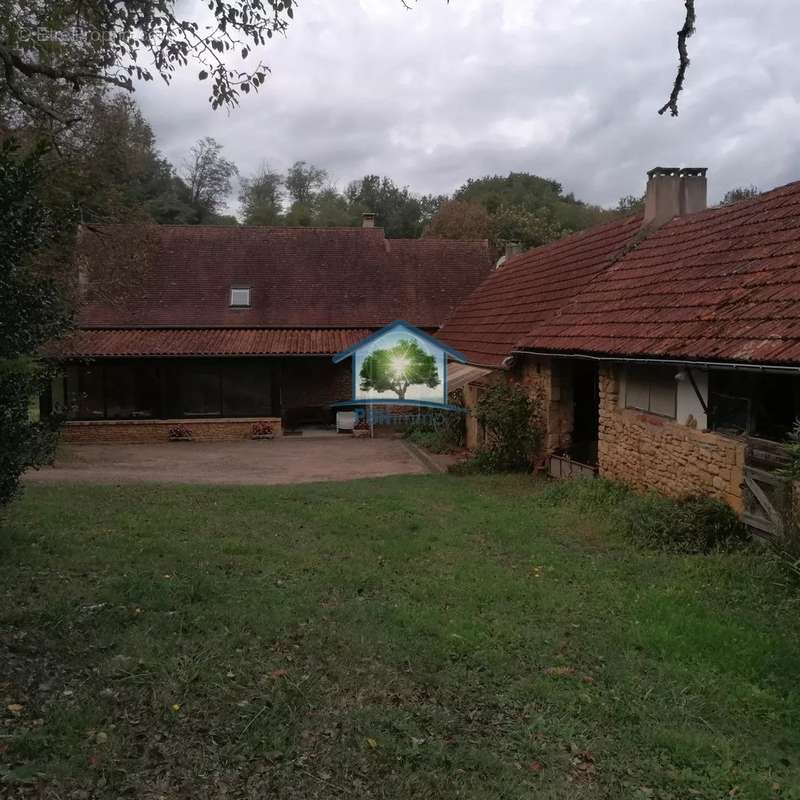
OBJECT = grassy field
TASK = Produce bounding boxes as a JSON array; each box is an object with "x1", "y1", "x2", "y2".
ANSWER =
[{"x1": 1, "y1": 476, "x2": 799, "y2": 799}]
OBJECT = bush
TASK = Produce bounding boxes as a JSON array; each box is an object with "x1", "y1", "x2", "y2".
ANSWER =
[
  {"x1": 401, "y1": 391, "x2": 466, "y2": 453},
  {"x1": 536, "y1": 479, "x2": 749, "y2": 554},
  {"x1": 623, "y1": 492, "x2": 749, "y2": 554},
  {"x1": 405, "y1": 428, "x2": 459, "y2": 454},
  {"x1": 468, "y1": 383, "x2": 543, "y2": 473}
]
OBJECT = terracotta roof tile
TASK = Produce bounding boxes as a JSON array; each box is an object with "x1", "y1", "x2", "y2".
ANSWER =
[
  {"x1": 50, "y1": 328, "x2": 372, "y2": 358},
  {"x1": 519, "y1": 180, "x2": 800, "y2": 365},
  {"x1": 436, "y1": 215, "x2": 642, "y2": 366},
  {"x1": 78, "y1": 225, "x2": 491, "y2": 330}
]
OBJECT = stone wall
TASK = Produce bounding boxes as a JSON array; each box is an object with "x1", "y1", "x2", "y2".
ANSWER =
[
  {"x1": 62, "y1": 417, "x2": 283, "y2": 444},
  {"x1": 461, "y1": 356, "x2": 568, "y2": 454},
  {"x1": 597, "y1": 364, "x2": 745, "y2": 511}
]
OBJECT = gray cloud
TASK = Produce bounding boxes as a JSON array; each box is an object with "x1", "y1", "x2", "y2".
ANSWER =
[{"x1": 135, "y1": 0, "x2": 800, "y2": 212}]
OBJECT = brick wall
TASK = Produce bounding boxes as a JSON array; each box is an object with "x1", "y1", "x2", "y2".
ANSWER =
[
  {"x1": 62, "y1": 417, "x2": 282, "y2": 444},
  {"x1": 598, "y1": 364, "x2": 745, "y2": 511}
]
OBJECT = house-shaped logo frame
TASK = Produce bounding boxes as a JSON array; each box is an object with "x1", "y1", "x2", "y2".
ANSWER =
[{"x1": 332, "y1": 320, "x2": 467, "y2": 411}]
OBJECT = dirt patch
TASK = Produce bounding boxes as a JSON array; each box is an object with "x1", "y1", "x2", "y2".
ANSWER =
[{"x1": 25, "y1": 438, "x2": 435, "y2": 486}]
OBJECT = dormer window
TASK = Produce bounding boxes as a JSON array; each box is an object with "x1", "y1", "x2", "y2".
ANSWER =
[{"x1": 230, "y1": 287, "x2": 251, "y2": 307}]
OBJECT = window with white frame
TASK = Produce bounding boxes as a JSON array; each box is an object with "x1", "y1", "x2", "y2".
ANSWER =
[
  {"x1": 230, "y1": 287, "x2": 251, "y2": 307},
  {"x1": 625, "y1": 365, "x2": 677, "y2": 418}
]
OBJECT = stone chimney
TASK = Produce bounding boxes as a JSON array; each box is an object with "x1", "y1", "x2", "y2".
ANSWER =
[
  {"x1": 362, "y1": 212, "x2": 376, "y2": 228},
  {"x1": 505, "y1": 242, "x2": 524, "y2": 259},
  {"x1": 644, "y1": 166, "x2": 707, "y2": 228},
  {"x1": 680, "y1": 167, "x2": 708, "y2": 215}
]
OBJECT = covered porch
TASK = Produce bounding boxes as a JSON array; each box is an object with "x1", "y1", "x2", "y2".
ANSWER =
[{"x1": 45, "y1": 355, "x2": 353, "y2": 443}]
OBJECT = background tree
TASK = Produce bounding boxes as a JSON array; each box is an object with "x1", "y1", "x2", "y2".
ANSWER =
[
  {"x1": 615, "y1": 194, "x2": 646, "y2": 215},
  {"x1": 239, "y1": 165, "x2": 284, "y2": 225},
  {"x1": 182, "y1": 137, "x2": 239, "y2": 222},
  {"x1": 285, "y1": 160, "x2": 327, "y2": 206},
  {"x1": 424, "y1": 199, "x2": 492, "y2": 241},
  {"x1": 0, "y1": 140, "x2": 71, "y2": 506},
  {"x1": 720, "y1": 185, "x2": 760, "y2": 206},
  {"x1": 359, "y1": 339, "x2": 440, "y2": 401},
  {"x1": 284, "y1": 160, "x2": 327, "y2": 225},
  {"x1": 313, "y1": 187, "x2": 352, "y2": 227},
  {"x1": 345, "y1": 175, "x2": 431, "y2": 238}
]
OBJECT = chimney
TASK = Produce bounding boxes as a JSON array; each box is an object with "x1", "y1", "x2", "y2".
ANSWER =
[
  {"x1": 362, "y1": 212, "x2": 376, "y2": 228},
  {"x1": 644, "y1": 166, "x2": 707, "y2": 228},
  {"x1": 505, "y1": 242, "x2": 523, "y2": 259},
  {"x1": 680, "y1": 167, "x2": 708, "y2": 215}
]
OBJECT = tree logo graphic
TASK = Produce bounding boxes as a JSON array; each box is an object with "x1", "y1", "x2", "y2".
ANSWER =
[{"x1": 358, "y1": 338, "x2": 440, "y2": 400}]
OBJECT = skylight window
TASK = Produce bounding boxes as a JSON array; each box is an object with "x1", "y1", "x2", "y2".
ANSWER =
[{"x1": 230, "y1": 287, "x2": 251, "y2": 307}]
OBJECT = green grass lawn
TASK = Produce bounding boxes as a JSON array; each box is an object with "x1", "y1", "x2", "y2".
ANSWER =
[{"x1": 1, "y1": 476, "x2": 799, "y2": 799}]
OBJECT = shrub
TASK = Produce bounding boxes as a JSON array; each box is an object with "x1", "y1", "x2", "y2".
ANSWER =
[
  {"x1": 623, "y1": 492, "x2": 749, "y2": 554},
  {"x1": 406, "y1": 428, "x2": 458, "y2": 454},
  {"x1": 779, "y1": 418, "x2": 800, "y2": 480},
  {"x1": 401, "y1": 391, "x2": 466, "y2": 453},
  {"x1": 468, "y1": 383, "x2": 544, "y2": 473}
]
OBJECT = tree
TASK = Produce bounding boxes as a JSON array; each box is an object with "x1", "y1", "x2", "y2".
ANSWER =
[
  {"x1": 50, "y1": 93, "x2": 183, "y2": 224},
  {"x1": 720, "y1": 185, "x2": 760, "y2": 206},
  {"x1": 345, "y1": 175, "x2": 427, "y2": 238},
  {"x1": 0, "y1": 0, "x2": 700, "y2": 123},
  {"x1": 313, "y1": 187, "x2": 353, "y2": 227},
  {"x1": 424, "y1": 199, "x2": 492, "y2": 241},
  {"x1": 183, "y1": 137, "x2": 238, "y2": 221},
  {"x1": 285, "y1": 161, "x2": 327, "y2": 206},
  {"x1": 454, "y1": 172, "x2": 610, "y2": 235},
  {"x1": 359, "y1": 339, "x2": 440, "y2": 401},
  {"x1": 615, "y1": 194, "x2": 646, "y2": 215},
  {"x1": 0, "y1": 139, "x2": 71, "y2": 506},
  {"x1": 490, "y1": 203, "x2": 566, "y2": 250},
  {"x1": 239, "y1": 166, "x2": 284, "y2": 225},
  {"x1": 0, "y1": 0, "x2": 294, "y2": 123}
]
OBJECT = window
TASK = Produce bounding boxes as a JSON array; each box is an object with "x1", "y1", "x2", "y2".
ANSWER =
[
  {"x1": 222, "y1": 361, "x2": 271, "y2": 416},
  {"x1": 710, "y1": 371, "x2": 800, "y2": 440},
  {"x1": 625, "y1": 366, "x2": 677, "y2": 418},
  {"x1": 230, "y1": 287, "x2": 251, "y2": 307},
  {"x1": 181, "y1": 365, "x2": 222, "y2": 416},
  {"x1": 78, "y1": 366, "x2": 105, "y2": 418}
]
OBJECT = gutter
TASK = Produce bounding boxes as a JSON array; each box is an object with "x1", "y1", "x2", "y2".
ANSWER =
[{"x1": 510, "y1": 349, "x2": 800, "y2": 376}]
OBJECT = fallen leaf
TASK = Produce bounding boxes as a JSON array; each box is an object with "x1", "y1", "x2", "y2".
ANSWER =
[
  {"x1": 528, "y1": 761, "x2": 544, "y2": 772},
  {"x1": 171, "y1": 703, "x2": 181, "y2": 712},
  {"x1": 543, "y1": 666, "x2": 576, "y2": 678},
  {"x1": 270, "y1": 669, "x2": 288, "y2": 679},
  {"x1": 366, "y1": 737, "x2": 378, "y2": 749}
]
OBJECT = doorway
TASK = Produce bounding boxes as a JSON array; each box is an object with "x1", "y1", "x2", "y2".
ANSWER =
[{"x1": 569, "y1": 360, "x2": 599, "y2": 465}]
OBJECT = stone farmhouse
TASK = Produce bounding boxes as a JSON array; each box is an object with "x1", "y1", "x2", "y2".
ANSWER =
[{"x1": 438, "y1": 168, "x2": 800, "y2": 531}]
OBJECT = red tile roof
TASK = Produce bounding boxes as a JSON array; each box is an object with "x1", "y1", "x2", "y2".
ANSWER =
[
  {"x1": 436, "y1": 215, "x2": 643, "y2": 367},
  {"x1": 50, "y1": 328, "x2": 372, "y2": 358},
  {"x1": 519, "y1": 181, "x2": 800, "y2": 366},
  {"x1": 79, "y1": 225, "x2": 491, "y2": 330}
]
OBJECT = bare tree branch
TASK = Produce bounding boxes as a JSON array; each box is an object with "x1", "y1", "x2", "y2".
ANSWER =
[{"x1": 658, "y1": 0, "x2": 696, "y2": 117}]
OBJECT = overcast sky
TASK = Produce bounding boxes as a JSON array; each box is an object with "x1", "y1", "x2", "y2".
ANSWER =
[{"x1": 136, "y1": 0, "x2": 800, "y2": 210}]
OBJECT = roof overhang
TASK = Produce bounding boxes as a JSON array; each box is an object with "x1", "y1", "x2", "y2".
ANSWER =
[{"x1": 512, "y1": 348, "x2": 800, "y2": 375}]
